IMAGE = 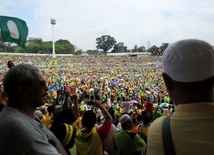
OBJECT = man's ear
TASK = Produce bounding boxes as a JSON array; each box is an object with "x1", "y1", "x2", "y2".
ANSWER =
[{"x1": 162, "y1": 73, "x2": 173, "y2": 91}]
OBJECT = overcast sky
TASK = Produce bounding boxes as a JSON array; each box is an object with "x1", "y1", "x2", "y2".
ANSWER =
[{"x1": 1, "y1": 0, "x2": 214, "y2": 51}]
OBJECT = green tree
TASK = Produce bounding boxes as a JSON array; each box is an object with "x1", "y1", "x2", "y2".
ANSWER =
[
  {"x1": 0, "y1": 34, "x2": 6, "y2": 52},
  {"x1": 32, "y1": 39, "x2": 43, "y2": 45},
  {"x1": 160, "y1": 43, "x2": 169, "y2": 50},
  {"x1": 14, "y1": 47, "x2": 26, "y2": 53},
  {"x1": 55, "y1": 39, "x2": 75, "y2": 54},
  {"x1": 5, "y1": 38, "x2": 77, "y2": 54},
  {"x1": 138, "y1": 46, "x2": 146, "y2": 52},
  {"x1": 0, "y1": 41, "x2": 4, "y2": 52},
  {"x1": 1, "y1": 43, "x2": 16, "y2": 53},
  {"x1": 55, "y1": 39, "x2": 71, "y2": 45},
  {"x1": 124, "y1": 46, "x2": 128, "y2": 53},
  {"x1": 96, "y1": 35, "x2": 117, "y2": 55},
  {"x1": 87, "y1": 50, "x2": 99, "y2": 55},
  {"x1": 111, "y1": 44, "x2": 119, "y2": 53},
  {"x1": 75, "y1": 49, "x2": 83, "y2": 55},
  {"x1": 42, "y1": 41, "x2": 52, "y2": 54},
  {"x1": 133, "y1": 45, "x2": 138, "y2": 52},
  {"x1": 26, "y1": 44, "x2": 41, "y2": 53},
  {"x1": 0, "y1": 42, "x2": 7, "y2": 52}
]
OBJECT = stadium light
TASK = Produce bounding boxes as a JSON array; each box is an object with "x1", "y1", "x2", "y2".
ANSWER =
[{"x1": 51, "y1": 18, "x2": 56, "y2": 58}]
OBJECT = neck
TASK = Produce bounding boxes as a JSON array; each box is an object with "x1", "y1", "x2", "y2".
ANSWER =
[
  {"x1": 173, "y1": 88, "x2": 213, "y2": 105},
  {"x1": 9, "y1": 102, "x2": 35, "y2": 119}
]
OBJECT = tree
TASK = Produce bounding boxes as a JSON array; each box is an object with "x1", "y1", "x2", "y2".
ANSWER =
[
  {"x1": 0, "y1": 41, "x2": 4, "y2": 52},
  {"x1": 138, "y1": 46, "x2": 146, "y2": 52},
  {"x1": 1, "y1": 38, "x2": 76, "y2": 54},
  {"x1": 87, "y1": 50, "x2": 99, "y2": 55},
  {"x1": 26, "y1": 44, "x2": 41, "y2": 53},
  {"x1": 32, "y1": 39, "x2": 43, "y2": 45},
  {"x1": 14, "y1": 47, "x2": 26, "y2": 53},
  {"x1": 55, "y1": 39, "x2": 75, "y2": 54},
  {"x1": 0, "y1": 35, "x2": 16, "y2": 52},
  {"x1": 124, "y1": 46, "x2": 128, "y2": 53},
  {"x1": 160, "y1": 43, "x2": 169, "y2": 50},
  {"x1": 111, "y1": 44, "x2": 119, "y2": 53},
  {"x1": 75, "y1": 49, "x2": 83, "y2": 55},
  {"x1": 133, "y1": 45, "x2": 138, "y2": 52},
  {"x1": 42, "y1": 41, "x2": 52, "y2": 54},
  {"x1": 96, "y1": 35, "x2": 117, "y2": 54},
  {"x1": 55, "y1": 39, "x2": 71, "y2": 45}
]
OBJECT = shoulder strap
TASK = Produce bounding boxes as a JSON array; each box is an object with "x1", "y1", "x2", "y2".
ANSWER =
[{"x1": 162, "y1": 115, "x2": 176, "y2": 155}]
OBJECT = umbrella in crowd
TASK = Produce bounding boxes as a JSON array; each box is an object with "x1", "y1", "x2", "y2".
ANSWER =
[
  {"x1": 110, "y1": 81, "x2": 117, "y2": 85},
  {"x1": 130, "y1": 100, "x2": 139, "y2": 105},
  {"x1": 158, "y1": 103, "x2": 169, "y2": 109}
]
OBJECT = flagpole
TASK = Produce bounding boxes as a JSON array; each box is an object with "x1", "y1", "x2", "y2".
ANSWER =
[{"x1": 51, "y1": 19, "x2": 56, "y2": 58}]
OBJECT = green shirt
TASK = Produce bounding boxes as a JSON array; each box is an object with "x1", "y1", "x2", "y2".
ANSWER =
[
  {"x1": 153, "y1": 111, "x2": 163, "y2": 120},
  {"x1": 115, "y1": 129, "x2": 146, "y2": 155}
]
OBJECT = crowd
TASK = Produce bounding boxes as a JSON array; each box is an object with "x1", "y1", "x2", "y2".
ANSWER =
[
  {"x1": 0, "y1": 54, "x2": 169, "y2": 106},
  {"x1": 0, "y1": 39, "x2": 213, "y2": 155}
]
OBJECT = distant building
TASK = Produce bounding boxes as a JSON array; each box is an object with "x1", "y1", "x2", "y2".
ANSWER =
[
  {"x1": 118, "y1": 42, "x2": 124, "y2": 53},
  {"x1": 149, "y1": 45, "x2": 164, "y2": 56}
]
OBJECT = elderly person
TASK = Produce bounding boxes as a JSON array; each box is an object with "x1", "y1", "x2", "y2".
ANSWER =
[
  {"x1": 115, "y1": 114, "x2": 146, "y2": 155},
  {"x1": 0, "y1": 64, "x2": 67, "y2": 155},
  {"x1": 147, "y1": 39, "x2": 214, "y2": 155}
]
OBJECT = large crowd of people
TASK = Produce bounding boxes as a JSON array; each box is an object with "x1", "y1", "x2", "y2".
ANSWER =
[
  {"x1": 0, "y1": 54, "x2": 169, "y2": 106},
  {"x1": 0, "y1": 38, "x2": 213, "y2": 155}
]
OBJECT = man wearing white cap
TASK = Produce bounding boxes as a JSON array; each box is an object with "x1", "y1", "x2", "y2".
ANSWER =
[
  {"x1": 115, "y1": 114, "x2": 146, "y2": 155},
  {"x1": 147, "y1": 39, "x2": 214, "y2": 155}
]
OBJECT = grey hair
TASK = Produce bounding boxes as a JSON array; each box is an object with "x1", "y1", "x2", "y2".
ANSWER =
[{"x1": 3, "y1": 64, "x2": 39, "y2": 99}]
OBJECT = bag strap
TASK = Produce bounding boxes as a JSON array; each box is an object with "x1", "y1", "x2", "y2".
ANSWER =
[{"x1": 162, "y1": 115, "x2": 176, "y2": 155}]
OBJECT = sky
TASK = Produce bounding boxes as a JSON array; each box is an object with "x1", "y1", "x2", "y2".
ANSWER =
[{"x1": 1, "y1": 0, "x2": 214, "y2": 51}]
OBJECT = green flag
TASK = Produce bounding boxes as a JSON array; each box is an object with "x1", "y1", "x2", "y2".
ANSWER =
[{"x1": 0, "y1": 16, "x2": 28, "y2": 48}]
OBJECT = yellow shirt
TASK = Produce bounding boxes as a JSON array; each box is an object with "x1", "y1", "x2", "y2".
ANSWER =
[
  {"x1": 41, "y1": 113, "x2": 54, "y2": 129},
  {"x1": 147, "y1": 102, "x2": 214, "y2": 155},
  {"x1": 76, "y1": 127, "x2": 103, "y2": 155},
  {"x1": 79, "y1": 105, "x2": 85, "y2": 111}
]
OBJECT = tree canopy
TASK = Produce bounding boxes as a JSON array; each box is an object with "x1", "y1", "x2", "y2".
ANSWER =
[
  {"x1": 96, "y1": 35, "x2": 117, "y2": 54},
  {"x1": 0, "y1": 35, "x2": 76, "y2": 54}
]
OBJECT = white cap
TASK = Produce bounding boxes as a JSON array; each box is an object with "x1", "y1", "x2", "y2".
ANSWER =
[
  {"x1": 34, "y1": 110, "x2": 42, "y2": 118},
  {"x1": 119, "y1": 114, "x2": 131, "y2": 125},
  {"x1": 163, "y1": 39, "x2": 214, "y2": 82}
]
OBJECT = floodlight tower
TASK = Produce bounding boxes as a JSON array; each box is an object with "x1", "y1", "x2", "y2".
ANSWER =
[
  {"x1": 51, "y1": 18, "x2": 56, "y2": 58},
  {"x1": 147, "y1": 41, "x2": 151, "y2": 52}
]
